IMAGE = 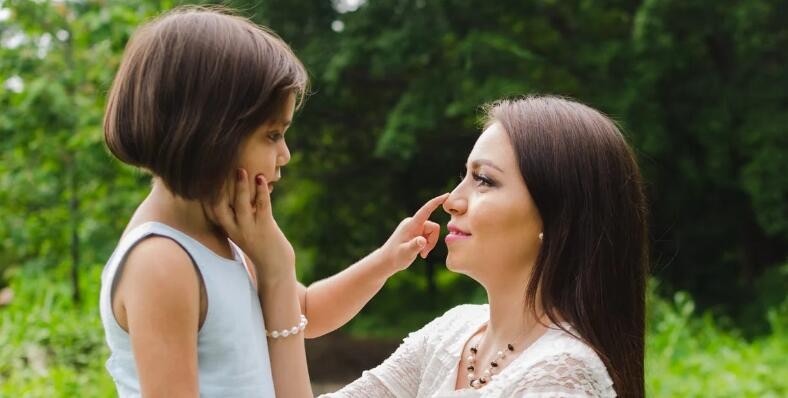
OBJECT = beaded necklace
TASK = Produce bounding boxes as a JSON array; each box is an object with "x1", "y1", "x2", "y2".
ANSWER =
[
  {"x1": 463, "y1": 320, "x2": 549, "y2": 389},
  {"x1": 464, "y1": 339, "x2": 515, "y2": 388}
]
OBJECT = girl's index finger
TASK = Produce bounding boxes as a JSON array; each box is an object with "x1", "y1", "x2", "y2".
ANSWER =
[
  {"x1": 233, "y1": 168, "x2": 253, "y2": 220},
  {"x1": 411, "y1": 193, "x2": 450, "y2": 225}
]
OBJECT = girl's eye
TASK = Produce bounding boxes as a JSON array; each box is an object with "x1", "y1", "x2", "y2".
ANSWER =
[
  {"x1": 472, "y1": 172, "x2": 495, "y2": 187},
  {"x1": 268, "y1": 133, "x2": 283, "y2": 142}
]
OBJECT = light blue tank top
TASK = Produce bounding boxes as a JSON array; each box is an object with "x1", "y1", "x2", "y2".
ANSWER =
[{"x1": 99, "y1": 222, "x2": 276, "y2": 397}]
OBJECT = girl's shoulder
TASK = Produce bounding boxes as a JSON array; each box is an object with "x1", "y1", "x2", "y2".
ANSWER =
[{"x1": 118, "y1": 234, "x2": 199, "y2": 291}]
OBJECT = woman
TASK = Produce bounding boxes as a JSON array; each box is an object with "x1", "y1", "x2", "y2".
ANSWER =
[{"x1": 321, "y1": 95, "x2": 649, "y2": 397}]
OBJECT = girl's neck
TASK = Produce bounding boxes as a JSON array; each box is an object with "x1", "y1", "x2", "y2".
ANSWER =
[{"x1": 128, "y1": 177, "x2": 221, "y2": 241}]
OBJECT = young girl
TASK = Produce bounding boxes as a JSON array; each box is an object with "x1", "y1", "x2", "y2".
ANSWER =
[{"x1": 99, "y1": 7, "x2": 445, "y2": 397}]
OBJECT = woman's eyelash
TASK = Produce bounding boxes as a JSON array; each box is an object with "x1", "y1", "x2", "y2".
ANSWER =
[
  {"x1": 268, "y1": 133, "x2": 283, "y2": 141},
  {"x1": 472, "y1": 172, "x2": 495, "y2": 187}
]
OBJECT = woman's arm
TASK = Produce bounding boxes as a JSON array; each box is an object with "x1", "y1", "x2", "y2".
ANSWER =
[
  {"x1": 318, "y1": 306, "x2": 457, "y2": 398},
  {"x1": 117, "y1": 237, "x2": 202, "y2": 398},
  {"x1": 297, "y1": 194, "x2": 447, "y2": 338},
  {"x1": 317, "y1": 335, "x2": 424, "y2": 398}
]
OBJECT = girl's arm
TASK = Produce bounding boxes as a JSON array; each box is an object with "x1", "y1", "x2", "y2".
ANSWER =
[
  {"x1": 116, "y1": 237, "x2": 202, "y2": 398},
  {"x1": 297, "y1": 194, "x2": 447, "y2": 338},
  {"x1": 208, "y1": 169, "x2": 312, "y2": 398}
]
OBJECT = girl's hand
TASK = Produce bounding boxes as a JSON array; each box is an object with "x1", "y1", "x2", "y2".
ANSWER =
[
  {"x1": 205, "y1": 169, "x2": 295, "y2": 283},
  {"x1": 378, "y1": 193, "x2": 448, "y2": 274}
]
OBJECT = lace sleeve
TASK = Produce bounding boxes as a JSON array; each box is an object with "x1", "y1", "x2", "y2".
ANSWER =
[
  {"x1": 511, "y1": 353, "x2": 616, "y2": 398},
  {"x1": 318, "y1": 320, "x2": 437, "y2": 398},
  {"x1": 316, "y1": 369, "x2": 399, "y2": 398}
]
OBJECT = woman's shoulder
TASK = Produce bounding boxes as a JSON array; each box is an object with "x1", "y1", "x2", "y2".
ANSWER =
[
  {"x1": 501, "y1": 325, "x2": 615, "y2": 396},
  {"x1": 421, "y1": 304, "x2": 488, "y2": 332},
  {"x1": 441, "y1": 303, "x2": 489, "y2": 321},
  {"x1": 403, "y1": 303, "x2": 487, "y2": 344},
  {"x1": 539, "y1": 325, "x2": 605, "y2": 361}
]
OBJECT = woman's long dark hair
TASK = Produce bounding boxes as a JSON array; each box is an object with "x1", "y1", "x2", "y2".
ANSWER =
[{"x1": 487, "y1": 95, "x2": 648, "y2": 397}]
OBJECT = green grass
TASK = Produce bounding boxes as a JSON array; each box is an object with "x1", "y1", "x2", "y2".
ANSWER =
[
  {"x1": 646, "y1": 288, "x2": 786, "y2": 397},
  {"x1": 0, "y1": 266, "x2": 785, "y2": 397},
  {"x1": 0, "y1": 266, "x2": 116, "y2": 397}
]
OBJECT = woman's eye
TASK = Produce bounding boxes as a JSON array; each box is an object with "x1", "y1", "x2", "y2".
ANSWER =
[
  {"x1": 268, "y1": 133, "x2": 283, "y2": 142},
  {"x1": 472, "y1": 172, "x2": 495, "y2": 187}
]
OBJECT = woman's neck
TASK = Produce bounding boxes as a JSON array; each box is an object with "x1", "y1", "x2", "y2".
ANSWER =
[{"x1": 480, "y1": 267, "x2": 547, "y2": 353}]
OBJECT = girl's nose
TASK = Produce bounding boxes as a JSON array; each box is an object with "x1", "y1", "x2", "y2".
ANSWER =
[{"x1": 277, "y1": 142, "x2": 291, "y2": 166}]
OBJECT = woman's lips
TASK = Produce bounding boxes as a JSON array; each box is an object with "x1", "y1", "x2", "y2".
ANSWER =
[{"x1": 445, "y1": 224, "x2": 471, "y2": 244}]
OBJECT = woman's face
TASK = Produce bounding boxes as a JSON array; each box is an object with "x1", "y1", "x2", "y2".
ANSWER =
[
  {"x1": 442, "y1": 122, "x2": 543, "y2": 281},
  {"x1": 234, "y1": 94, "x2": 295, "y2": 206}
]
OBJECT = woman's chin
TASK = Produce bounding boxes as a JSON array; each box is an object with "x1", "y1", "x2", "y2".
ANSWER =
[{"x1": 445, "y1": 254, "x2": 463, "y2": 272}]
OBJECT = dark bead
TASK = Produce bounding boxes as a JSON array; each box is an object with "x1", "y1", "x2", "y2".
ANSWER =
[
  {"x1": 491, "y1": 361, "x2": 498, "y2": 367},
  {"x1": 467, "y1": 366, "x2": 474, "y2": 371},
  {"x1": 470, "y1": 347, "x2": 478, "y2": 354},
  {"x1": 507, "y1": 344, "x2": 515, "y2": 351}
]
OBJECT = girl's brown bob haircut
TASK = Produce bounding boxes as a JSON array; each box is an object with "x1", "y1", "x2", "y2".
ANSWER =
[{"x1": 104, "y1": 6, "x2": 308, "y2": 202}]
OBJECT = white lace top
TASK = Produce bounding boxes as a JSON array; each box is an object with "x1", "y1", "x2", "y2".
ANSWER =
[{"x1": 320, "y1": 304, "x2": 616, "y2": 398}]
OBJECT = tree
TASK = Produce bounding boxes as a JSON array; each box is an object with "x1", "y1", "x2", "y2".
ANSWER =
[{"x1": 0, "y1": 0, "x2": 167, "y2": 299}]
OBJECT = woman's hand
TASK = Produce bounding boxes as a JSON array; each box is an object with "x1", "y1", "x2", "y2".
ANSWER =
[
  {"x1": 378, "y1": 193, "x2": 448, "y2": 274},
  {"x1": 205, "y1": 168, "x2": 295, "y2": 284}
]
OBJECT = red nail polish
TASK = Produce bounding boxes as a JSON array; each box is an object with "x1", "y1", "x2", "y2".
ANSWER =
[{"x1": 255, "y1": 175, "x2": 264, "y2": 185}]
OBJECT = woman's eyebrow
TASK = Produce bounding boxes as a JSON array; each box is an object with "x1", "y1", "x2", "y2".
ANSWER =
[{"x1": 469, "y1": 159, "x2": 504, "y2": 173}]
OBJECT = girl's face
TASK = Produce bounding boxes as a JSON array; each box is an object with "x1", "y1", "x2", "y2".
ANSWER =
[
  {"x1": 235, "y1": 94, "x2": 295, "y2": 205},
  {"x1": 442, "y1": 122, "x2": 543, "y2": 282}
]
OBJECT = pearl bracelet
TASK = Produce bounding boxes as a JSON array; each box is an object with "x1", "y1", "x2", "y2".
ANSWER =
[{"x1": 266, "y1": 315, "x2": 308, "y2": 338}]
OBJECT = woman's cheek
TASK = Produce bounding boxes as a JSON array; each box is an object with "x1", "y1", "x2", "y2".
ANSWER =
[{"x1": 470, "y1": 197, "x2": 503, "y2": 232}]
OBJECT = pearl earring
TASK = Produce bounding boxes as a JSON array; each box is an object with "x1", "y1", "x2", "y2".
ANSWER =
[{"x1": 538, "y1": 232, "x2": 543, "y2": 241}]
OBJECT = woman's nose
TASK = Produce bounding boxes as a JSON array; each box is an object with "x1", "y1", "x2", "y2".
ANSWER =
[{"x1": 443, "y1": 186, "x2": 467, "y2": 216}]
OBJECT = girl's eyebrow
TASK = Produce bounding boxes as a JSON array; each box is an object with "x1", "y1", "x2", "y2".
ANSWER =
[
  {"x1": 266, "y1": 120, "x2": 291, "y2": 133},
  {"x1": 468, "y1": 159, "x2": 504, "y2": 173}
]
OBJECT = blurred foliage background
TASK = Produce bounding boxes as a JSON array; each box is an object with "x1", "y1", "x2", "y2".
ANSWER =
[{"x1": 0, "y1": 0, "x2": 785, "y2": 396}]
